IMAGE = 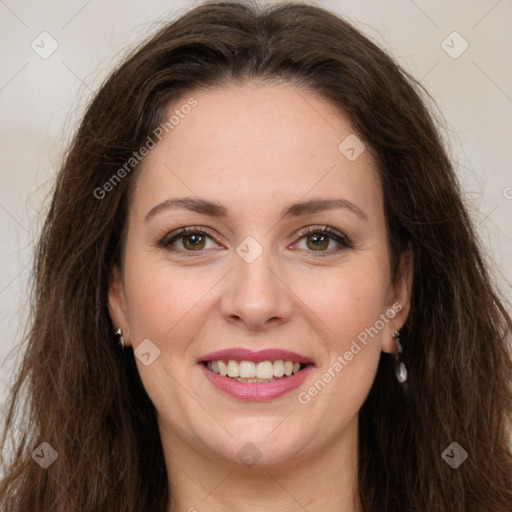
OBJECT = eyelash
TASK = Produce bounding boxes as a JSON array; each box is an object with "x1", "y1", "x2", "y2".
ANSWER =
[{"x1": 158, "y1": 225, "x2": 353, "y2": 258}]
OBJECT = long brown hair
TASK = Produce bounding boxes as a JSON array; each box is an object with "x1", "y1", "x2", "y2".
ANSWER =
[{"x1": 1, "y1": 1, "x2": 511, "y2": 510}]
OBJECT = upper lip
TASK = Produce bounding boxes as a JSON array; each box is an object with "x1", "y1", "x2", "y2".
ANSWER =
[{"x1": 198, "y1": 348, "x2": 313, "y2": 364}]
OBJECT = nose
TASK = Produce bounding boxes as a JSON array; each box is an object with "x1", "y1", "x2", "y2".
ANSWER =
[{"x1": 220, "y1": 246, "x2": 293, "y2": 331}]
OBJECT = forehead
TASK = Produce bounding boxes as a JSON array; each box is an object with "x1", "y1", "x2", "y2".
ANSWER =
[{"x1": 130, "y1": 82, "x2": 383, "y2": 225}]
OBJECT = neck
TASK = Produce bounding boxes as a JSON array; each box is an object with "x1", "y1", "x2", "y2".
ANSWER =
[{"x1": 161, "y1": 416, "x2": 362, "y2": 512}]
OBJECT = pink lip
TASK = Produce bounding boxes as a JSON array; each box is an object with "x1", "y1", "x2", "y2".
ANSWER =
[
  {"x1": 199, "y1": 363, "x2": 314, "y2": 401},
  {"x1": 198, "y1": 348, "x2": 313, "y2": 364}
]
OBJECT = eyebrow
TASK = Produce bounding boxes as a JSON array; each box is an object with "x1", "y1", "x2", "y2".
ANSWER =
[{"x1": 144, "y1": 197, "x2": 368, "y2": 223}]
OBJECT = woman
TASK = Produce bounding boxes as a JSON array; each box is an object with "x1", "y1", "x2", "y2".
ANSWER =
[{"x1": 1, "y1": 1, "x2": 511, "y2": 511}]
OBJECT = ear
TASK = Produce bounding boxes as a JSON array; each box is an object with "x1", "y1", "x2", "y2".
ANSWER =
[
  {"x1": 381, "y1": 249, "x2": 413, "y2": 354},
  {"x1": 107, "y1": 265, "x2": 131, "y2": 346}
]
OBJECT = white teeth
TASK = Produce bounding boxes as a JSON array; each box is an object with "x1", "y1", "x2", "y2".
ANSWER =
[
  {"x1": 218, "y1": 360, "x2": 228, "y2": 377},
  {"x1": 239, "y1": 361, "x2": 256, "y2": 378},
  {"x1": 273, "y1": 360, "x2": 285, "y2": 378},
  {"x1": 227, "y1": 360, "x2": 240, "y2": 378},
  {"x1": 256, "y1": 361, "x2": 274, "y2": 379},
  {"x1": 206, "y1": 359, "x2": 307, "y2": 380}
]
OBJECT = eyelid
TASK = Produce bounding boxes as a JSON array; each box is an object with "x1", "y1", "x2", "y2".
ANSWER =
[
  {"x1": 158, "y1": 225, "x2": 221, "y2": 254},
  {"x1": 295, "y1": 225, "x2": 352, "y2": 246},
  {"x1": 158, "y1": 224, "x2": 353, "y2": 256}
]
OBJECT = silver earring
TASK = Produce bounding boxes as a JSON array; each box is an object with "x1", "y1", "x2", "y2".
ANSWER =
[
  {"x1": 392, "y1": 330, "x2": 407, "y2": 386},
  {"x1": 115, "y1": 327, "x2": 125, "y2": 349}
]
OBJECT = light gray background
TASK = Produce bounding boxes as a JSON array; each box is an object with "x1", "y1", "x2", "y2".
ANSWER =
[{"x1": 1, "y1": 0, "x2": 511, "y2": 409}]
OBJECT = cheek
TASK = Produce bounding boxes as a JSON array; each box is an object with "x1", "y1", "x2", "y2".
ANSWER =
[
  {"x1": 123, "y1": 254, "x2": 218, "y2": 349},
  {"x1": 295, "y1": 260, "x2": 388, "y2": 405},
  {"x1": 297, "y1": 311, "x2": 383, "y2": 432},
  {"x1": 312, "y1": 264, "x2": 389, "y2": 400},
  {"x1": 122, "y1": 257, "x2": 214, "y2": 410},
  {"x1": 302, "y1": 260, "x2": 389, "y2": 348}
]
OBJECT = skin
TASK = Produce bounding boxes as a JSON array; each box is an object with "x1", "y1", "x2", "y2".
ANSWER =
[{"x1": 108, "y1": 81, "x2": 413, "y2": 512}]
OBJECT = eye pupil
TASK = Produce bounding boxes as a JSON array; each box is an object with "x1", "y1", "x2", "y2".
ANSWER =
[
  {"x1": 164, "y1": 227, "x2": 347, "y2": 256},
  {"x1": 184, "y1": 233, "x2": 205, "y2": 250},
  {"x1": 307, "y1": 233, "x2": 329, "y2": 250}
]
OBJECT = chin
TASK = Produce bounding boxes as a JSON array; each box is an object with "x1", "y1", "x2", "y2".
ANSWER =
[{"x1": 203, "y1": 427, "x2": 308, "y2": 468}]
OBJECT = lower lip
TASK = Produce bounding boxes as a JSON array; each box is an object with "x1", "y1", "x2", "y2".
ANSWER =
[{"x1": 199, "y1": 363, "x2": 314, "y2": 401}]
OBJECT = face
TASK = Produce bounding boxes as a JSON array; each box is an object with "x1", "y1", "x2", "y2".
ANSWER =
[{"x1": 108, "y1": 81, "x2": 412, "y2": 468}]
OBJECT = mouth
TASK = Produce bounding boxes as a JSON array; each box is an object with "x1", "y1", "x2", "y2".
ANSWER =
[
  {"x1": 202, "y1": 359, "x2": 310, "y2": 383},
  {"x1": 197, "y1": 348, "x2": 314, "y2": 401}
]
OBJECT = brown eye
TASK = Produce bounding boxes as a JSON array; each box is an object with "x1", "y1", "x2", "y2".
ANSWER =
[
  {"x1": 305, "y1": 232, "x2": 330, "y2": 251},
  {"x1": 294, "y1": 226, "x2": 353, "y2": 256},
  {"x1": 182, "y1": 232, "x2": 207, "y2": 250},
  {"x1": 161, "y1": 227, "x2": 218, "y2": 254},
  {"x1": 160, "y1": 225, "x2": 352, "y2": 257}
]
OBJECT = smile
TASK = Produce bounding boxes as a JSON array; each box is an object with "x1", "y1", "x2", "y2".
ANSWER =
[
  {"x1": 204, "y1": 359, "x2": 306, "y2": 382},
  {"x1": 198, "y1": 348, "x2": 314, "y2": 401}
]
